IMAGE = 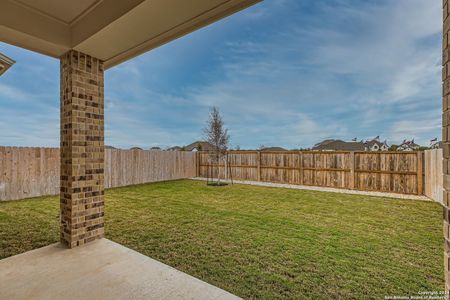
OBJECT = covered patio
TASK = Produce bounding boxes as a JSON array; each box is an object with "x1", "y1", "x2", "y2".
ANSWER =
[
  {"x1": 0, "y1": 0, "x2": 259, "y2": 299},
  {"x1": 0, "y1": 239, "x2": 239, "y2": 300},
  {"x1": 1, "y1": 0, "x2": 449, "y2": 298}
]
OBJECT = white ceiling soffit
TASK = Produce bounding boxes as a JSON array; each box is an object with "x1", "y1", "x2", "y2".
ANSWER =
[
  {"x1": 12, "y1": 0, "x2": 103, "y2": 25},
  {"x1": 0, "y1": 0, "x2": 261, "y2": 69}
]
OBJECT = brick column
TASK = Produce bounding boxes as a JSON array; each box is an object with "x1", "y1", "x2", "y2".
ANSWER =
[
  {"x1": 444, "y1": 0, "x2": 450, "y2": 292},
  {"x1": 60, "y1": 50, "x2": 105, "y2": 248}
]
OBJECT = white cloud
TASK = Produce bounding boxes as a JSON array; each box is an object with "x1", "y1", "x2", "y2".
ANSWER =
[
  {"x1": 0, "y1": 83, "x2": 32, "y2": 101},
  {"x1": 176, "y1": 0, "x2": 442, "y2": 147},
  {"x1": 389, "y1": 117, "x2": 441, "y2": 143}
]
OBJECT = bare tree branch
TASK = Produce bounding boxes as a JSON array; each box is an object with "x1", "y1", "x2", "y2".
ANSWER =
[{"x1": 203, "y1": 107, "x2": 230, "y2": 184}]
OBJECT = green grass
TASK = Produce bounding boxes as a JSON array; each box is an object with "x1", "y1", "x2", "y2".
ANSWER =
[{"x1": 0, "y1": 179, "x2": 444, "y2": 299}]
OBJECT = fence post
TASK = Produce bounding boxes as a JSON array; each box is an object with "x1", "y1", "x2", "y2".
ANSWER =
[
  {"x1": 225, "y1": 152, "x2": 228, "y2": 180},
  {"x1": 312, "y1": 152, "x2": 316, "y2": 185},
  {"x1": 417, "y1": 151, "x2": 423, "y2": 195},
  {"x1": 349, "y1": 151, "x2": 355, "y2": 190},
  {"x1": 299, "y1": 151, "x2": 303, "y2": 185},
  {"x1": 196, "y1": 151, "x2": 200, "y2": 177},
  {"x1": 257, "y1": 151, "x2": 261, "y2": 181}
]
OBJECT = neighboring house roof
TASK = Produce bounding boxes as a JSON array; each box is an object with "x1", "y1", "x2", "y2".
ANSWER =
[
  {"x1": 312, "y1": 139, "x2": 335, "y2": 149},
  {"x1": 366, "y1": 140, "x2": 379, "y2": 148},
  {"x1": 365, "y1": 139, "x2": 389, "y2": 148},
  {"x1": 167, "y1": 146, "x2": 182, "y2": 151},
  {"x1": 105, "y1": 145, "x2": 117, "y2": 149},
  {"x1": 312, "y1": 140, "x2": 365, "y2": 151},
  {"x1": 184, "y1": 141, "x2": 216, "y2": 151},
  {"x1": 397, "y1": 146, "x2": 414, "y2": 151},
  {"x1": 431, "y1": 141, "x2": 443, "y2": 149},
  {"x1": 397, "y1": 140, "x2": 420, "y2": 151},
  {"x1": 0, "y1": 53, "x2": 15, "y2": 76},
  {"x1": 260, "y1": 147, "x2": 288, "y2": 151}
]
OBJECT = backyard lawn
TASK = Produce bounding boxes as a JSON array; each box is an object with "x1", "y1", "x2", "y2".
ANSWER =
[{"x1": 0, "y1": 179, "x2": 443, "y2": 299}]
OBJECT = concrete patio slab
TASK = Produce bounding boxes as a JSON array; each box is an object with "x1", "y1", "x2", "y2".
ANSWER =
[{"x1": 0, "y1": 239, "x2": 241, "y2": 300}]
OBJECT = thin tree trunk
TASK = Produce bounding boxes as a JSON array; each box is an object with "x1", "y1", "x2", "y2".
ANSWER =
[{"x1": 217, "y1": 156, "x2": 221, "y2": 185}]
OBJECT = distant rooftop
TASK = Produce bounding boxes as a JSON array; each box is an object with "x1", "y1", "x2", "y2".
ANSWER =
[
  {"x1": 312, "y1": 139, "x2": 365, "y2": 151},
  {"x1": 185, "y1": 141, "x2": 215, "y2": 151},
  {"x1": 260, "y1": 147, "x2": 287, "y2": 151}
]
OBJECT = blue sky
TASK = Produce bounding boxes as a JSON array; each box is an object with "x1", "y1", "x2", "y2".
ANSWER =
[{"x1": 0, "y1": 0, "x2": 442, "y2": 149}]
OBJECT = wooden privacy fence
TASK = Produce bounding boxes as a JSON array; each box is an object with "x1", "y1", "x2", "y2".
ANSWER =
[
  {"x1": 0, "y1": 147, "x2": 59, "y2": 201},
  {"x1": 0, "y1": 147, "x2": 441, "y2": 201},
  {"x1": 0, "y1": 147, "x2": 196, "y2": 201},
  {"x1": 424, "y1": 149, "x2": 443, "y2": 204},
  {"x1": 104, "y1": 149, "x2": 196, "y2": 188},
  {"x1": 198, "y1": 151, "x2": 424, "y2": 195}
]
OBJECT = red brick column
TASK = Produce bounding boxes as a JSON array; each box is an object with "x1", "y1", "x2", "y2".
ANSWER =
[{"x1": 60, "y1": 50, "x2": 105, "y2": 248}]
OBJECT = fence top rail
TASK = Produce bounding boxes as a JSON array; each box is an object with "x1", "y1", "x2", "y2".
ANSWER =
[
  {"x1": 0, "y1": 147, "x2": 424, "y2": 155},
  {"x1": 199, "y1": 150, "x2": 423, "y2": 154},
  {"x1": 0, "y1": 146, "x2": 59, "y2": 150},
  {"x1": 107, "y1": 149, "x2": 196, "y2": 154}
]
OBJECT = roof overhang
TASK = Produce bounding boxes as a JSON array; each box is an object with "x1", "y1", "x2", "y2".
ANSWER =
[
  {"x1": 0, "y1": 52, "x2": 15, "y2": 76},
  {"x1": 0, "y1": 0, "x2": 261, "y2": 69}
]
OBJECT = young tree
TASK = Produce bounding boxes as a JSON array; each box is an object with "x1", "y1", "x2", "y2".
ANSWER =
[{"x1": 203, "y1": 107, "x2": 230, "y2": 184}]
